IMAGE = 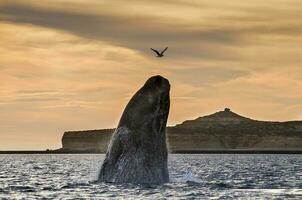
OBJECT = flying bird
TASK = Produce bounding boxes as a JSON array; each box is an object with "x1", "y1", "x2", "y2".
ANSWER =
[{"x1": 150, "y1": 47, "x2": 168, "y2": 57}]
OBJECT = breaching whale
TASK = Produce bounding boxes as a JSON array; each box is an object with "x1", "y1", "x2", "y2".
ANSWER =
[{"x1": 98, "y1": 75, "x2": 170, "y2": 184}]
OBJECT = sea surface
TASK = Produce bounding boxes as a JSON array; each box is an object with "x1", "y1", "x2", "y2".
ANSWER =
[{"x1": 0, "y1": 154, "x2": 301, "y2": 199}]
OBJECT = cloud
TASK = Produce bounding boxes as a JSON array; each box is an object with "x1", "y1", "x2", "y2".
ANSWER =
[
  {"x1": 0, "y1": 3, "x2": 245, "y2": 61},
  {"x1": 1, "y1": 0, "x2": 302, "y2": 64},
  {"x1": 1, "y1": 1, "x2": 301, "y2": 64},
  {"x1": 169, "y1": 67, "x2": 250, "y2": 86}
]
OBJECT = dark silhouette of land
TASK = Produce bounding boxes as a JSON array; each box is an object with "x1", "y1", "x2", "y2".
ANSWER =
[
  {"x1": 58, "y1": 108, "x2": 302, "y2": 154},
  {"x1": 1, "y1": 150, "x2": 301, "y2": 154},
  {"x1": 1, "y1": 108, "x2": 302, "y2": 154}
]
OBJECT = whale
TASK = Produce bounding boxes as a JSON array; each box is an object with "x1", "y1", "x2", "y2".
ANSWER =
[{"x1": 98, "y1": 75, "x2": 170, "y2": 184}]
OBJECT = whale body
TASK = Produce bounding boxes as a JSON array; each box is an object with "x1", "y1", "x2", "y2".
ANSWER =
[{"x1": 98, "y1": 75, "x2": 170, "y2": 184}]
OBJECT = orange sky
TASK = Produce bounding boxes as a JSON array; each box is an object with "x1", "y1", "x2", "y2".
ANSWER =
[{"x1": 0, "y1": 0, "x2": 302, "y2": 150}]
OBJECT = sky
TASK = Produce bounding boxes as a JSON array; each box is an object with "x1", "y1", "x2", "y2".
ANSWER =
[{"x1": 0, "y1": 0, "x2": 302, "y2": 150}]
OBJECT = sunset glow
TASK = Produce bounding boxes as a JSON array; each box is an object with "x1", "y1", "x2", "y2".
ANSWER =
[{"x1": 1, "y1": 0, "x2": 302, "y2": 150}]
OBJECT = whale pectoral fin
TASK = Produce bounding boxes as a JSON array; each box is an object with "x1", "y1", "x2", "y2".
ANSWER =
[
  {"x1": 107, "y1": 133, "x2": 123, "y2": 163},
  {"x1": 99, "y1": 129, "x2": 123, "y2": 181},
  {"x1": 107, "y1": 127, "x2": 131, "y2": 162},
  {"x1": 99, "y1": 127, "x2": 132, "y2": 182}
]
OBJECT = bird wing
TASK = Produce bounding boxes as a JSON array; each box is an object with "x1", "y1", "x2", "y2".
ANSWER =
[
  {"x1": 150, "y1": 48, "x2": 161, "y2": 56},
  {"x1": 160, "y1": 47, "x2": 168, "y2": 55}
]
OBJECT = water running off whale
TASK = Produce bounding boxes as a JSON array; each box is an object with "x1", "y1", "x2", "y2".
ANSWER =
[{"x1": 98, "y1": 75, "x2": 170, "y2": 184}]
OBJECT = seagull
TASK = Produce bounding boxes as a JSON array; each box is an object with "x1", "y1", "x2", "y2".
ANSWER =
[{"x1": 150, "y1": 47, "x2": 168, "y2": 57}]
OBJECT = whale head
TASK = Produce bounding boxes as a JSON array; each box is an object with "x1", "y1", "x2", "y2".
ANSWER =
[
  {"x1": 99, "y1": 75, "x2": 170, "y2": 184},
  {"x1": 118, "y1": 75, "x2": 170, "y2": 132}
]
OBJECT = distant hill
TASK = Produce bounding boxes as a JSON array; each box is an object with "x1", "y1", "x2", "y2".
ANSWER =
[{"x1": 60, "y1": 108, "x2": 302, "y2": 153}]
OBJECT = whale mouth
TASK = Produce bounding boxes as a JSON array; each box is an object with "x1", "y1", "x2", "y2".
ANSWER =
[{"x1": 145, "y1": 76, "x2": 170, "y2": 135}]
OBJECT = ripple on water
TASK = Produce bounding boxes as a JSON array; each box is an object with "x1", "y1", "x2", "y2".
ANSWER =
[{"x1": 0, "y1": 154, "x2": 301, "y2": 199}]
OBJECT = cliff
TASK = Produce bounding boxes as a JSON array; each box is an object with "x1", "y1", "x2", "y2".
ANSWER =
[
  {"x1": 61, "y1": 108, "x2": 302, "y2": 153},
  {"x1": 61, "y1": 129, "x2": 113, "y2": 153}
]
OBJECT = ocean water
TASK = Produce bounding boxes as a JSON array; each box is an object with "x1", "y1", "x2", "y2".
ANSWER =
[{"x1": 0, "y1": 154, "x2": 301, "y2": 199}]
